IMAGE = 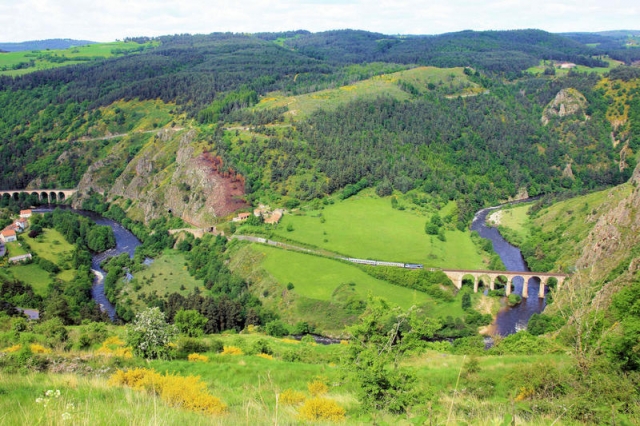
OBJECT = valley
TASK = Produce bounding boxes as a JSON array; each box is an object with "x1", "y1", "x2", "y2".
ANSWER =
[{"x1": 2, "y1": 28, "x2": 640, "y2": 424}]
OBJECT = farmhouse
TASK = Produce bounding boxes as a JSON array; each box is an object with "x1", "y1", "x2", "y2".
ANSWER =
[
  {"x1": 0, "y1": 228, "x2": 17, "y2": 243},
  {"x1": 15, "y1": 218, "x2": 29, "y2": 230},
  {"x1": 19, "y1": 209, "x2": 32, "y2": 218},
  {"x1": 232, "y1": 212, "x2": 251, "y2": 222},
  {"x1": 9, "y1": 253, "x2": 32, "y2": 263},
  {"x1": 559, "y1": 62, "x2": 577, "y2": 69},
  {"x1": 264, "y1": 209, "x2": 283, "y2": 224}
]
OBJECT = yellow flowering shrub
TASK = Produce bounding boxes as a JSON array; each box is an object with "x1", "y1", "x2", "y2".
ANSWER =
[
  {"x1": 340, "y1": 340, "x2": 349, "y2": 345},
  {"x1": 109, "y1": 368, "x2": 227, "y2": 415},
  {"x1": 96, "y1": 336, "x2": 133, "y2": 359},
  {"x1": 29, "y1": 343, "x2": 52, "y2": 354},
  {"x1": 281, "y1": 338, "x2": 300, "y2": 345},
  {"x1": 279, "y1": 389, "x2": 306, "y2": 406},
  {"x1": 188, "y1": 353, "x2": 209, "y2": 362},
  {"x1": 246, "y1": 324, "x2": 260, "y2": 333},
  {"x1": 221, "y1": 345, "x2": 243, "y2": 355},
  {"x1": 2, "y1": 344, "x2": 21, "y2": 353},
  {"x1": 256, "y1": 353, "x2": 273, "y2": 360},
  {"x1": 298, "y1": 397, "x2": 345, "y2": 422},
  {"x1": 515, "y1": 386, "x2": 535, "y2": 401},
  {"x1": 308, "y1": 379, "x2": 329, "y2": 397}
]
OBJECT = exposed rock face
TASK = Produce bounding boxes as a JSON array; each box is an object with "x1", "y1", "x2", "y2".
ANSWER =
[
  {"x1": 575, "y1": 163, "x2": 640, "y2": 278},
  {"x1": 77, "y1": 128, "x2": 248, "y2": 227},
  {"x1": 541, "y1": 88, "x2": 588, "y2": 125}
]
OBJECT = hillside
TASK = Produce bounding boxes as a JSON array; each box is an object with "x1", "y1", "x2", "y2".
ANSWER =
[{"x1": 0, "y1": 38, "x2": 96, "y2": 52}]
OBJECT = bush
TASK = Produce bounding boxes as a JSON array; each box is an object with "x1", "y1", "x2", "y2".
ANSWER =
[
  {"x1": 298, "y1": 397, "x2": 345, "y2": 422},
  {"x1": 251, "y1": 338, "x2": 273, "y2": 355},
  {"x1": 126, "y1": 308, "x2": 178, "y2": 359},
  {"x1": 280, "y1": 389, "x2": 306, "y2": 405},
  {"x1": 176, "y1": 336, "x2": 210, "y2": 359},
  {"x1": 265, "y1": 320, "x2": 289, "y2": 337}
]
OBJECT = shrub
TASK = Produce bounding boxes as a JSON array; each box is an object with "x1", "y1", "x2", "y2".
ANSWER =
[
  {"x1": 29, "y1": 343, "x2": 51, "y2": 354},
  {"x1": 96, "y1": 336, "x2": 133, "y2": 358},
  {"x1": 221, "y1": 345, "x2": 243, "y2": 355},
  {"x1": 188, "y1": 353, "x2": 209, "y2": 362},
  {"x1": 308, "y1": 379, "x2": 329, "y2": 397},
  {"x1": 251, "y1": 338, "x2": 273, "y2": 355},
  {"x1": 126, "y1": 308, "x2": 178, "y2": 359},
  {"x1": 256, "y1": 353, "x2": 273, "y2": 360},
  {"x1": 176, "y1": 336, "x2": 210, "y2": 359},
  {"x1": 265, "y1": 320, "x2": 289, "y2": 337},
  {"x1": 298, "y1": 397, "x2": 346, "y2": 422},
  {"x1": 174, "y1": 309, "x2": 208, "y2": 337},
  {"x1": 109, "y1": 368, "x2": 227, "y2": 415},
  {"x1": 280, "y1": 389, "x2": 306, "y2": 405}
]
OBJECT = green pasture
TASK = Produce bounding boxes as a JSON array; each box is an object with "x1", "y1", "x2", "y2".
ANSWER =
[
  {"x1": 526, "y1": 58, "x2": 620, "y2": 76},
  {"x1": 0, "y1": 41, "x2": 158, "y2": 76},
  {"x1": 272, "y1": 193, "x2": 486, "y2": 269},
  {"x1": 8, "y1": 263, "x2": 52, "y2": 295},
  {"x1": 253, "y1": 244, "x2": 421, "y2": 309},
  {"x1": 129, "y1": 250, "x2": 202, "y2": 302},
  {"x1": 5, "y1": 240, "x2": 28, "y2": 257},
  {"x1": 253, "y1": 66, "x2": 479, "y2": 120},
  {"x1": 25, "y1": 228, "x2": 74, "y2": 265}
]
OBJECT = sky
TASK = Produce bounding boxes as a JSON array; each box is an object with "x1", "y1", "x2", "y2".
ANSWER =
[{"x1": 1, "y1": 0, "x2": 638, "y2": 43}]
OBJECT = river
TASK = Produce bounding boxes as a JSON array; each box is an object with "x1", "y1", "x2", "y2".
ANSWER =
[
  {"x1": 34, "y1": 208, "x2": 141, "y2": 320},
  {"x1": 471, "y1": 203, "x2": 545, "y2": 335},
  {"x1": 36, "y1": 204, "x2": 540, "y2": 332}
]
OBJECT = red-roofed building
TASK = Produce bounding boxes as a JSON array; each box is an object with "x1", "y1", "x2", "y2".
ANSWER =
[
  {"x1": 0, "y1": 229, "x2": 17, "y2": 243},
  {"x1": 232, "y1": 212, "x2": 251, "y2": 222},
  {"x1": 19, "y1": 209, "x2": 32, "y2": 218}
]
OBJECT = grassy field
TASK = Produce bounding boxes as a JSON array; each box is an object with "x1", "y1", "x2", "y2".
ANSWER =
[
  {"x1": 0, "y1": 41, "x2": 157, "y2": 76},
  {"x1": 253, "y1": 244, "x2": 421, "y2": 310},
  {"x1": 253, "y1": 66, "x2": 480, "y2": 121},
  {"x1": 5, "y1": 240, "x2": 28, "y2": 257},
  {"x1": 526, "y1": 58, "x2": 621, "y2": 76},
  {"x1": 0, "y1": 329, "x2": 579, "y2": 425},
  {"x1": 25, "y1": 228, "x2": 74, "y2": 265},
  {"x1": 271, "y1": 192, "x2": 486, "y2": 269},
  {"x1": 8, "y1": 263, "x2": 52, "y2": 295},
  {"x1": 488, "y1": 204, "x2": 532, "y2": 242},
  {"x1": 128, "y1": 250, "x2": 202, "y2": 303}
]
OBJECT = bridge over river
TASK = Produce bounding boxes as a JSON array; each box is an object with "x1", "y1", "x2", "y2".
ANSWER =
[
  {"x1": 0, "y1": 189, "x2": 77, "y2": 202},
  {"x1": 440, "y1": 269, "x2": 568, "y2": 298}
]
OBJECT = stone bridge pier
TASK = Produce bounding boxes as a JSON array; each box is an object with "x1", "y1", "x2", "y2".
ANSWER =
[{"x1": 441, "y1": 269, "x2": 567, "y2": 298}]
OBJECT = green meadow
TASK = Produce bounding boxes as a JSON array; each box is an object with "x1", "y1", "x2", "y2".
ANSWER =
[
  {"x1": 253, "y1": 66, "x2": 479, "y2": 120},
  {"x1": 0, "y1": 41, "x2": 157, "y2": 76},
  {"x1": 8, "y1": 263, "x2": 52, "y2": 295},
  {"x1": 127, "y1": 250, "x2": 202, "y2": 304},
  {"x1": 25, "y1": 228, "x2": 74, "y2": 265},
  {"x1": 272, "y1": 192, "x2": 486, "y2": 269},
  {"x1": 252, "y1": 244, "x2": 421, "y2": 310},
  {"x1": 525, "y1": 58, "x2": 621, "y2": 76}
]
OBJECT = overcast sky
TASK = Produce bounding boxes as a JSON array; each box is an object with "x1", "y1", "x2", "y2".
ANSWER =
[{"x1": 1, "y1": 0, "x2": 638, "y2": 43}]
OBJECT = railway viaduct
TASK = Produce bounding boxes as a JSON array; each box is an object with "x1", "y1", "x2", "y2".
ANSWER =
[
  {"x1": 0, "y1": 189, "x2": 78, "y2": 202},
  {"x1": 440, "y1": 269, "x2": 568, "y2": 298}
]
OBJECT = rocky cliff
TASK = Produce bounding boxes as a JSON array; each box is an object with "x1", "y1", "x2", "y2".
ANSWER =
[{"x1": 76, "y1": 128, "x2": 248, "y2": 227}]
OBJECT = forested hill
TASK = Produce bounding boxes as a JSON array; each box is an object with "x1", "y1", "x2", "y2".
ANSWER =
[
  {"x1": 270, "y1": 29, "x2": 608, "y2": 72},
  {"x1": 0, "y1": 39, "x2": 97, "y2": 52},
  {"x1": 0, "y1": 29, "x2": 638, "y2": 226}
]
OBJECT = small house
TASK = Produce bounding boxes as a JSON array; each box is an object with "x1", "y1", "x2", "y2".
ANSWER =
[
  {"x1": 19, "y1": 209, "x2": 32, "y2": 218},
  {"x1": 232, "y1": 212, "x2": 251, "y2": 222},
  {"x1": 265, "y1": 210, "x2": 283, "y2": 224},
  {"x1": 0, "y1": 229, "x2": 17, "y2": 243},
  {"x1": 15, "y1": 218, "x2": 29, "y2": 230}
]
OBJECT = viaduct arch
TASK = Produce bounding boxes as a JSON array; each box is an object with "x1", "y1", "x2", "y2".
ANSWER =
[
  {"x1": 441, "y1": 269, "x2": 567, "y2": 298},
  {"x1": 0, "y1": 189, "x2": 77, "y2": 202}
]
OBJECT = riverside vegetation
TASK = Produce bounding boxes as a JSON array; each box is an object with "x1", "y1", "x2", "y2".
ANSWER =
[{"x1": 1, "y1": 29, "x2": 640, "y2": 424}]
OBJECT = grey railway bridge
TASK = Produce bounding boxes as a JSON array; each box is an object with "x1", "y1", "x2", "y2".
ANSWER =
[
  {"x1": 0, "y1": 189, "x2": 78, "y2": 202},
  {"x1": 441, "y1": 269, "x2": 568, "y2": 298}
]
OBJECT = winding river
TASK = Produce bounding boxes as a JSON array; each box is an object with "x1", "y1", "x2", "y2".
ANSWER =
[
  {"x1": 471, "y1": 202, "x2": 545, "y2": 335},
  {"x1": 37, "y1": 203, "x2": 541, "y2": 332}
]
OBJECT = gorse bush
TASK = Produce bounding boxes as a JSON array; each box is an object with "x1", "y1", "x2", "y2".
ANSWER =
[
  {"x1": 188, "y1": 353, "x2": 208, "y2": 362},
  {"x1": 298, "y1": 397, "x2": 346, "y2": 422},
  {"x1": 279, "y1": 389, "x2": 306, "y2": 405},
  {"x1": 109, "y1": 368, "x2": 227, "y2": 415},
  {"x1": 221, "y1": 345, "x2": 243, "y2": 355},
  {"x1": 96, "y1": 336, "x2": 133, "y2": 358},
  {"x1": 308, "y1": 379, "x2": 329, "y2": 397}
]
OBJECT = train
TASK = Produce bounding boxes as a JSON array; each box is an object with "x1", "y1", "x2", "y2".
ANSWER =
[{"x1": 345, "y1": 258, "x2": 424, "y2": 269}]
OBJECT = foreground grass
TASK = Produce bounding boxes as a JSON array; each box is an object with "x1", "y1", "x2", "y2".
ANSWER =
[{"x1": 272, "y1": 192, "x2": 486, "y2": 268}]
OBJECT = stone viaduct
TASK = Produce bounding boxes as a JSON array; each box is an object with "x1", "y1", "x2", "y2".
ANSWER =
[
  {"x1": 0, "y1": 189, "x2": 78, "y2": 202},
  {"x1": 440, "y1": 269, "x2": 568, "y2": 298}
]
